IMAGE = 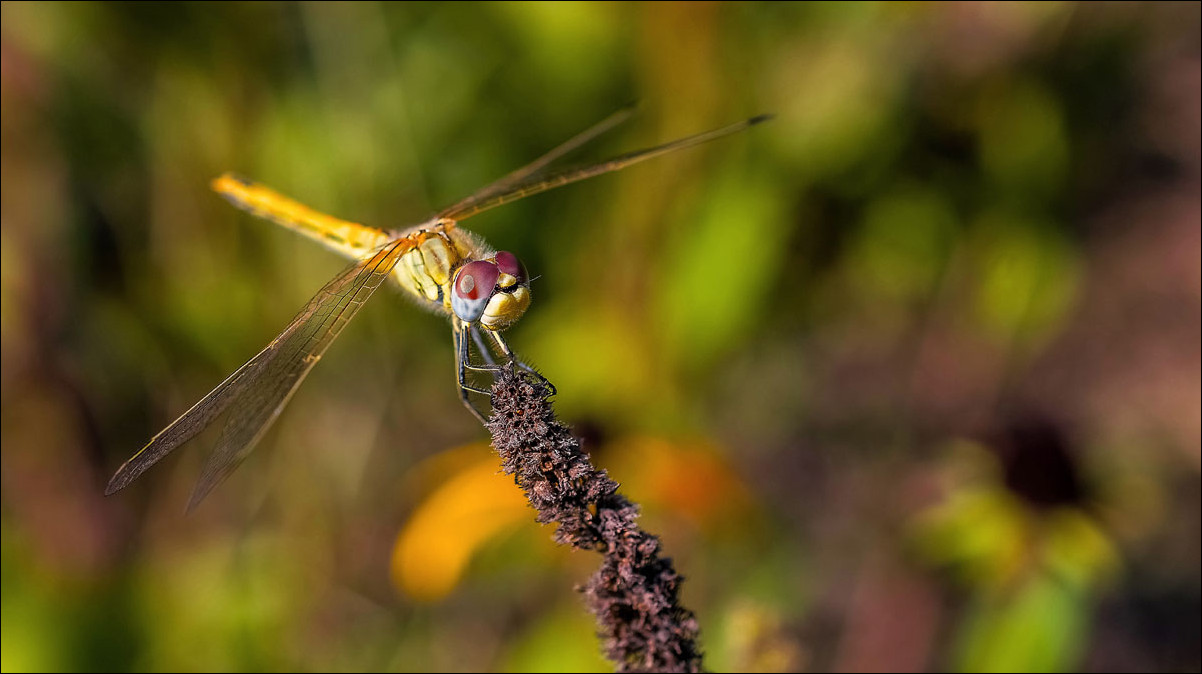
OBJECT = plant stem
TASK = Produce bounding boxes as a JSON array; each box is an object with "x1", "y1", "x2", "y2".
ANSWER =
[{"x1": 487, "y1": 367, "x2": 703, "y2": 673}]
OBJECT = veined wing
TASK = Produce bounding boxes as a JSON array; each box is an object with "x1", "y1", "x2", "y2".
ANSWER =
[
  {"x1": 437, "y1": 104, "x2": 636, "y2": 221},
  {"x1": 439, "y1": 114, "x2": 772, "y2": 222},
  {"x1": 105, "y1": 237, "x2": 413, "y2": 510}
]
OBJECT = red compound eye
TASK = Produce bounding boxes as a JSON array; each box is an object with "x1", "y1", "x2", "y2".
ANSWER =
[
  {"x1": 494, "y1": 251, "x2": 527, "y2": 284},
  {"x1": 452, "y1": 260, "x2": 500, "y2": 323},
  {"x1": 454, "y1": 260, "x2": 499, "y2": 300}
]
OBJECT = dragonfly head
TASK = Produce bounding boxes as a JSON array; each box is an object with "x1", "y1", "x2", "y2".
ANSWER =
[{"x1": 451, "y1": 251, "x2": 531, "y2": 330}]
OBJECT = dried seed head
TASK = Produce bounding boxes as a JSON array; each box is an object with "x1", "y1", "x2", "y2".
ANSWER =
[{"x1": 488, "y1": 367, "x2": 702, "y2": 673}]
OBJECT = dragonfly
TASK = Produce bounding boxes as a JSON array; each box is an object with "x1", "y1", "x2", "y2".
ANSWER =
[{"x1": 105, "y1": 107, "x2": 770, "y2": 511}]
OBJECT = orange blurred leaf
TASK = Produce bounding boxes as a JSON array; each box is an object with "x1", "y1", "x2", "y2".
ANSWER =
[{"x1": 391, "y1": 448, "x2": 530, "y2": 601}]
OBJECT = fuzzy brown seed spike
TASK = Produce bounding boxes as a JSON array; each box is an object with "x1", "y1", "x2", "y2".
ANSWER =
[{"x1": 487, "y1": 367, "x2": 703, "y2": 673}]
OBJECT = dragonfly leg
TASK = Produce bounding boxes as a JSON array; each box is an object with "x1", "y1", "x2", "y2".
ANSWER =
[
  {"x1": 486, "y1": 330, "x2": 556, "y2": 397},
  {"x1": 454, "y1": 320, "x2": 555, "y2": 425},
  {"x1": 454, "y1": 320, "x2": 490, "y2": 424},
  {"x1": 470, "y1": 324, "x2": 498, "y2": 367},
  {"x1": 464, "y1": 324, "x2": 507, "y2": 374}
]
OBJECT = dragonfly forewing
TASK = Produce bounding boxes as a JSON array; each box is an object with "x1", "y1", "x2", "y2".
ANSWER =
[{"x1": 106, "y1": 237, "x2": 413, "y2": 508}]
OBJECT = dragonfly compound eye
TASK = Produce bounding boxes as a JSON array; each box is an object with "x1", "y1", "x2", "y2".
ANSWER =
[
  {"x1": 452, "y1": 260, "x2": 500, "y2": 323},
  {"x1": 493, "y1": 251, "x2": 527, "y2": 286}
]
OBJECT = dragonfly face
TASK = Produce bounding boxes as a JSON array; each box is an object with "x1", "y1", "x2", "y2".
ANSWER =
[
  {"x1": 106, "y1": 107, "x2": 770, "y2": 509},
  {"x1": 451, "y1": 252, "x2": 531, "y2": 329}
]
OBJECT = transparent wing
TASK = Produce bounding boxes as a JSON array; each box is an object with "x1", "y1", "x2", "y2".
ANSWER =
[
  {"x1": 437, "y1": 104, "x2": 637, "y2": 221},
  {"x1": 439, "y1": 114, "x2": 772, "y2": 222},
  {"x1": 105, "y1": 237, "x2": 413, "y2": 509}
]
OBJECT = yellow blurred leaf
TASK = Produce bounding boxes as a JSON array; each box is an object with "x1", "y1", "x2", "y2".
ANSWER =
[
  {"x1": 391, "y1": 450, "x2": 531, "y2": 601},
  {"x1": 1041, "y1": 508, "x2": 1121, "y2": 591},
  {"x1": 910, "y1": 488, "x2": 1030, "y2": 589}
]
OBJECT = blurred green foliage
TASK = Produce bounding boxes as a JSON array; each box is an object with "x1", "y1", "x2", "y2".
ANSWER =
[{"x1": 2, "y1": 2, "x2": 1199, "y2": 672}]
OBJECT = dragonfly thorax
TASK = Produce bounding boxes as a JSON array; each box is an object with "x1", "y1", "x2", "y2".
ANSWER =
[
  {"x1": 391, "y1": 225, "x2": 531, "y2": 330},
  {"x1": 451, "y1": 251, "x2": 531, "y2": 330}
]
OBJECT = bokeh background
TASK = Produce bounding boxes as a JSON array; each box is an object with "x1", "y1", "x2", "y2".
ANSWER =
[{"x1": 2, "y1": 2, "x2": 1199, "y2": 672}]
